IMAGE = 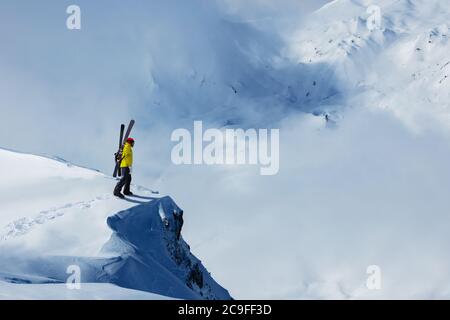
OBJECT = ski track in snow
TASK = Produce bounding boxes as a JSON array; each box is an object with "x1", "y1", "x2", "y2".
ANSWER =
[{"x1": 0, "y1": 194, "x2": 112, "y2": 242}]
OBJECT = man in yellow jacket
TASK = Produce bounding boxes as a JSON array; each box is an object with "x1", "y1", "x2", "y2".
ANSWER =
[{"x1": 114, "y1": 137, "x2": 135, "y2": 198}]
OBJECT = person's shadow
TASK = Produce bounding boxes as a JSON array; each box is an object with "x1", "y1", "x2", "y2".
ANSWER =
[
  {"x1": 123, "y1": 195, "x2": 158, "y2": 204},
  {"x1": 123, "y1": 198, "x2": 147, "y2": 204},
  {"x1": 129, "y1": 195, "x2": 159, "y2": 200}
]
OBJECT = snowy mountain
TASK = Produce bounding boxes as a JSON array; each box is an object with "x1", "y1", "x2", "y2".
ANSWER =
[
  {"x1": 128, "y1": 0, "x2": 450, "y2": 133},
  {"x1": 0, "y1": 148, "x2": 231, "y2": 300},
  {"x1": 282, "y1": 0, "x2": 450, "y2": 127}
]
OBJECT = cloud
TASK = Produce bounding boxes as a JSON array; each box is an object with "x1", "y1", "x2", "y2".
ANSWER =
[{"x1": 159, "y1": 107, "x2": 450, "y2": 299}]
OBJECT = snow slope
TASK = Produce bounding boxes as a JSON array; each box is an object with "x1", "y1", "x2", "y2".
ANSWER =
[
  {"x1": 0, "y1": 282, "x2": 173, "y2": 300},
  {"x1": 0, "y1": 148, "x2": 231, "y2": 300}
]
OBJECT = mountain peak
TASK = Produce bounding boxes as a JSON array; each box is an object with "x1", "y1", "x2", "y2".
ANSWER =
[{"x1": 103, "y1": 196, "x2": 232, "y2": 299}]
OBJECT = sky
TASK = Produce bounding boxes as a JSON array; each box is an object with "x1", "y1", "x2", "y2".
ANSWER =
[
  {"x1": 3, "y1": 0, "x2": 450, "y2": 299},
  {"x1": 0, "y1": 0, "x2": 329, "y2": 176}
]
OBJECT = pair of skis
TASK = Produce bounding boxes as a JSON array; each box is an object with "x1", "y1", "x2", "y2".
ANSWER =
[{"x1": 113, "y1": 120, "x2": 135, "y2": 178}]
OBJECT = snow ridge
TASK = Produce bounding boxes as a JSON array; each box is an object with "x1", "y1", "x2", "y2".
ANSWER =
[{"x1": 101, "y1": 196, "x2": 232, "y2": 300}]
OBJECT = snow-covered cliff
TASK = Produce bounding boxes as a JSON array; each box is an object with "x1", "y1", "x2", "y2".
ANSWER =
[{"x1": 0, "y1": 148, "x2": 231, "y2": 300}]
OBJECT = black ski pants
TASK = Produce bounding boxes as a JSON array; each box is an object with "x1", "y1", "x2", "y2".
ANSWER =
[{"x1": 114, "y1": 167, "x2": 132, "y2": 194}]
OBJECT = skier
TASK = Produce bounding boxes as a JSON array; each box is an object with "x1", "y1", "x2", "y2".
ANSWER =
[{"x1": 114, "y1": 137, "x2": 135, "y2": 198}]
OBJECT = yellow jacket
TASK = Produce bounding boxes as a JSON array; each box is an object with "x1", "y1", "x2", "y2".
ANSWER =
[{"x1": 120, "y1": 142, "x2": 133, "y2": 168}]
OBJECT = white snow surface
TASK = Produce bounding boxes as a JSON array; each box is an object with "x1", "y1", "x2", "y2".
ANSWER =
[{"x1": 0, "y1": 282, "x2": 173, "y2": 300}]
